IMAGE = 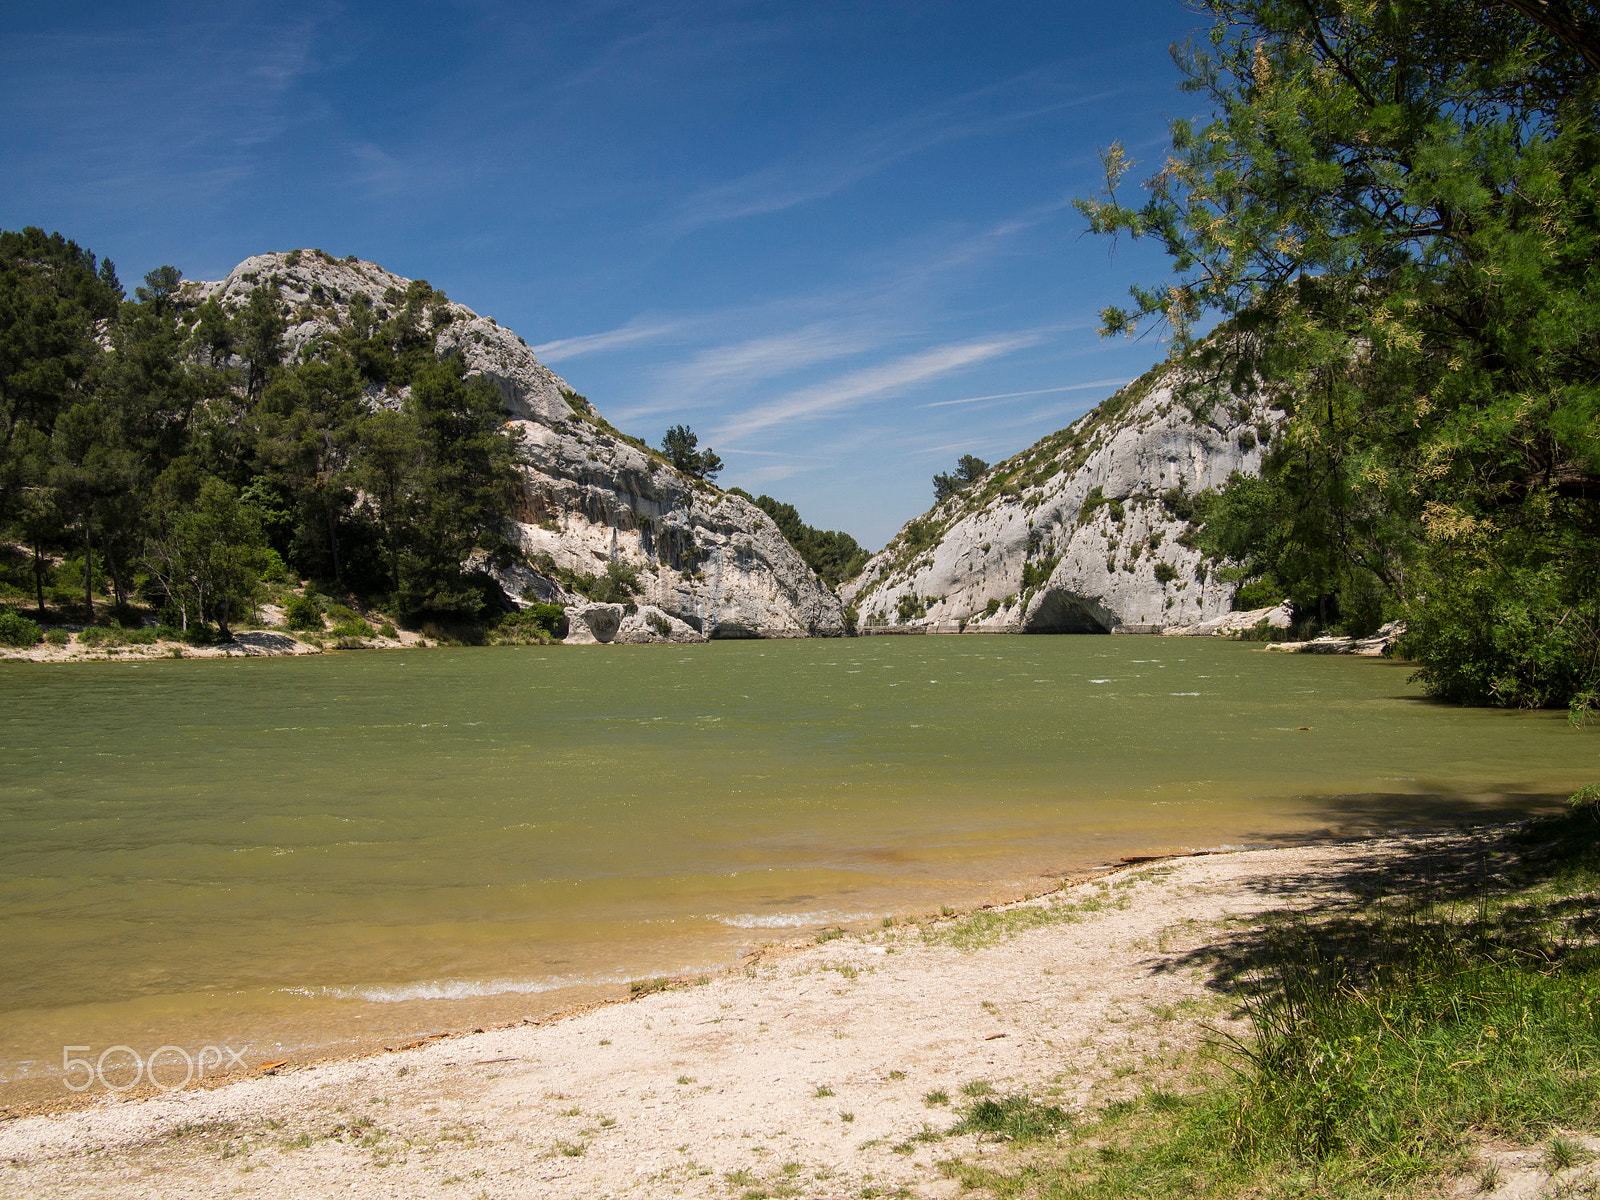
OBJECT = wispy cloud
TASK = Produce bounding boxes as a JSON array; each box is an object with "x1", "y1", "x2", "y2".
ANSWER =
[
  {"x1": 921, "y1": 377, "x2": 1129, "y2": 408},
  {"x1": 532, "y1": 316, "x2": 692, "y2": 362},
  {"x1": 713, "y1": 334, "x2": 1040, "y2": 442},
  {"x1": 1, "y1": 6, "x2": 331, "y2": 207},
  {"x1": 669, "y1": 325, "x2": 873, "y2": 387},
  {"x1": 671, "y1": 71, "x2": 1115, "y2": 231},
  {"x1": 610, "y1": 323, "x2": 879, "y2": 423}
]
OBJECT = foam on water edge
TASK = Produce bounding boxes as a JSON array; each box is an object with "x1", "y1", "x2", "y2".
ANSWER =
[{"x1": 714, "y1": 910, "x2": 869, "y2": 929}]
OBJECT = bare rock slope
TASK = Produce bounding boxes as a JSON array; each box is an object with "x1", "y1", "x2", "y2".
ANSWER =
[
  {"x1": 186, "y1": 251, "x2": 844, "y2": 639},
  {"x1": 842, "y1": 365, "x2": 1277, "y2": 633}
]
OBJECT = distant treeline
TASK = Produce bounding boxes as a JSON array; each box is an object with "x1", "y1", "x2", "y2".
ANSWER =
[{"x1": 727, "y1": 489, "x2": 867, "y2": 586}]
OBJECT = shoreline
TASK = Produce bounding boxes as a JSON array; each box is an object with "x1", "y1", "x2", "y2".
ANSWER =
[
  {"x1": 0, "y1": 853, "x2": 1157, "y2": 1122},
  {"x1": 0, "y1": 624, "x2": 426, "y2": 664},
  {"x1": 0, "y1": 618, "x2": 1403, "y2": 663},
  {"x1": 0, "y1": 832, "x2": 1492, "y2": 1198}
]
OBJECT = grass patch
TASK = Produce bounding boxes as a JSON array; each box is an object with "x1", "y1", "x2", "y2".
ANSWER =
[
  {"x1": 922, "y1": 892, "x2": 1106, "y2": 952},
  {"x1": 950, "y1": 1094, "x2": 1072, "y2": 1143},
  {"x1": 939, "y1": 797, "x2": 1600, "y2": 1197}
]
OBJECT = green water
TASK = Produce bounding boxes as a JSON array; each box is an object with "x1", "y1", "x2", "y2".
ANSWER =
[{"x1": 0, "y1": 637, "x2": 1593, "y2": 1093}]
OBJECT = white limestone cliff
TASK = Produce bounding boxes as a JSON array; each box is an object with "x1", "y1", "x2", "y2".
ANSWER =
[
  {"x1": 185, "y1": 251, "x2": 845, "y2": 639},
  {"x1": 842, "y1": 366, "x2": 1280, "y2": 633}
]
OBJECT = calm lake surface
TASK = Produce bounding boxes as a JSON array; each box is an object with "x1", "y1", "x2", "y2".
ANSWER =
[{"x1": 1, "y1": 636, "x2": 1593, "y2": 1096}]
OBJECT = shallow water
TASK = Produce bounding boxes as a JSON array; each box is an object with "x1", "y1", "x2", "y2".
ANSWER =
[{"x1": 0, "y1": 636, "x2": 1592, "y2": 1097}]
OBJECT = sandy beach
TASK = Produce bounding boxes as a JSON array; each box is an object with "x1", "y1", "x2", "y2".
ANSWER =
[{"x1": 0, "y1": 836, "x2": 1468, "y2": 1199}]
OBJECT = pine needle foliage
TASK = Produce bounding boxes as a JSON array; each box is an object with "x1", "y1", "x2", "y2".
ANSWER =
[{"x1": 1078, "y1": 1, "x2": 1600, "y2": 716}]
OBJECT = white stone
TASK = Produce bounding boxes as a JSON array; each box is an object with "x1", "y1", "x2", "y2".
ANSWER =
[{"x1": 563, "y1": 602, "x2": 624, "y2": 644}]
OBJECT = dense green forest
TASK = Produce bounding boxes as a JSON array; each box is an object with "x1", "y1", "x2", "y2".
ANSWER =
[
  {"x1": 1079, "y1": 0, "x2": 1600, "y2": 718},
  {"x1": 726, "y1": 489, "x2": 868, "y2": 586},
  {"x1": 0, "y1": 230, "x2": 522, "y2": 639}
]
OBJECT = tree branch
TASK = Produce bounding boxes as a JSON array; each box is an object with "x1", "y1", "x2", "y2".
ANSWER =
[
  {"x1": 1498, "y1": 0, "x2": 1600, "y2": 72},
  {"x1": 1295, "y1": 0, "x2": 1379, "y2": 107}
]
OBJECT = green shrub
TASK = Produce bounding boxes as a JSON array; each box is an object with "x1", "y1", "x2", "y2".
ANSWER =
[
  {"x1": 329, "y1": 618, "x2": 372, "y2": 638},
  {"x1": 283, "y1": 594, "x2": 323, "y2": 631},
  {"x1": 44, "y1": 629, "x2": 68, "y2": 647},
  {"x1": 1154, "y1": 561, "x2": 1179, "y2": 585},
  {"x1": 0, "y1": 609, "x2": 42, "y2": 647},
  {"x1": 902, "y1": 519, "x2": 938, "y2": 552},
  {"x1": 1233, "y1": 578, "x2": 1284, "y2": 610},
  {"x1": 493, "y1": 602, "x2": 568, "y2": 644},
  {"x1": 585, "y1": 562, "x2": 642, "y2": 605},
  {"x1": 1160, "y1": 486, "x2": 1195, "y2": 521},
  {"x1": 1079, "y1": 485, "x2": 1108, "y2": 524},
  {"x1": 985, "y1": 598, "x2": 1001, "y2": 618},
  {"x1": 259, "y1": 548, "x2": 287, "y2": 583},
  {"x1": 377, "y1": 621, "x2": 397, "y2": 639},
  {"x1": 1020, "y1": 556, "x2": 1059, "y2": 590},
  {"x1": 77, "y1": 625, "x2": 112, "y2": 647}
]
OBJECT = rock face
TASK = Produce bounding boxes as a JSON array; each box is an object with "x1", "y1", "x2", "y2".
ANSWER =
[
  {"x1": 185, "y1": 252, "x2": 845, "y2": 639},
  {"x1": 842, "y1": 366, "x2": 1279, "y2": 633}
]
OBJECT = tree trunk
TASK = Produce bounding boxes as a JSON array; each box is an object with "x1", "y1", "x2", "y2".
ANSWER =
[
  {"x1": 215, "y1": 595, "x2": 231, "y2": 642},
  {"x1": 326, "y1": 500, "x2": 342, "y2": 583},
  {"x1": 83, "y1": 524, "x2": 93, "y2": 621},
  {"x1": 33, "y1": 543, "x2": 45, "y2": 619},
  {"x1": 107, "y1": 551, "x2": 125, "y2": 613}
]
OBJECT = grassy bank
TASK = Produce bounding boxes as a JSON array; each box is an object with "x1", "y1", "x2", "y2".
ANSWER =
[{"x1": 939, "y1": 791, "x2": 1600, "y2": 1198}]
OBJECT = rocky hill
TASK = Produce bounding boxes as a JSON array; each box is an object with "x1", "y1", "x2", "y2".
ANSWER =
[
  {"x1": 841, "y1": 363, "x2": 1278, "y2": 633},
  {"x1": 186, "y1": 251, "x2": 845, "y2": 639}
]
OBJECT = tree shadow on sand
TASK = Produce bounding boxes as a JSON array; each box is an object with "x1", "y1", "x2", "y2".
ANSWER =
[
  {"x1": 1203, "y1": 788, "x2": 1575, "y2": 851},
  {"x1": 1149, "y1": 810, "x2": 1600, "y2": 1008}
]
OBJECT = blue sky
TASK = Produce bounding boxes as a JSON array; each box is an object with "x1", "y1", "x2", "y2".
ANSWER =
[{"x1": 2, "y1": 1, "x2": 1209, "y2": 549}]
